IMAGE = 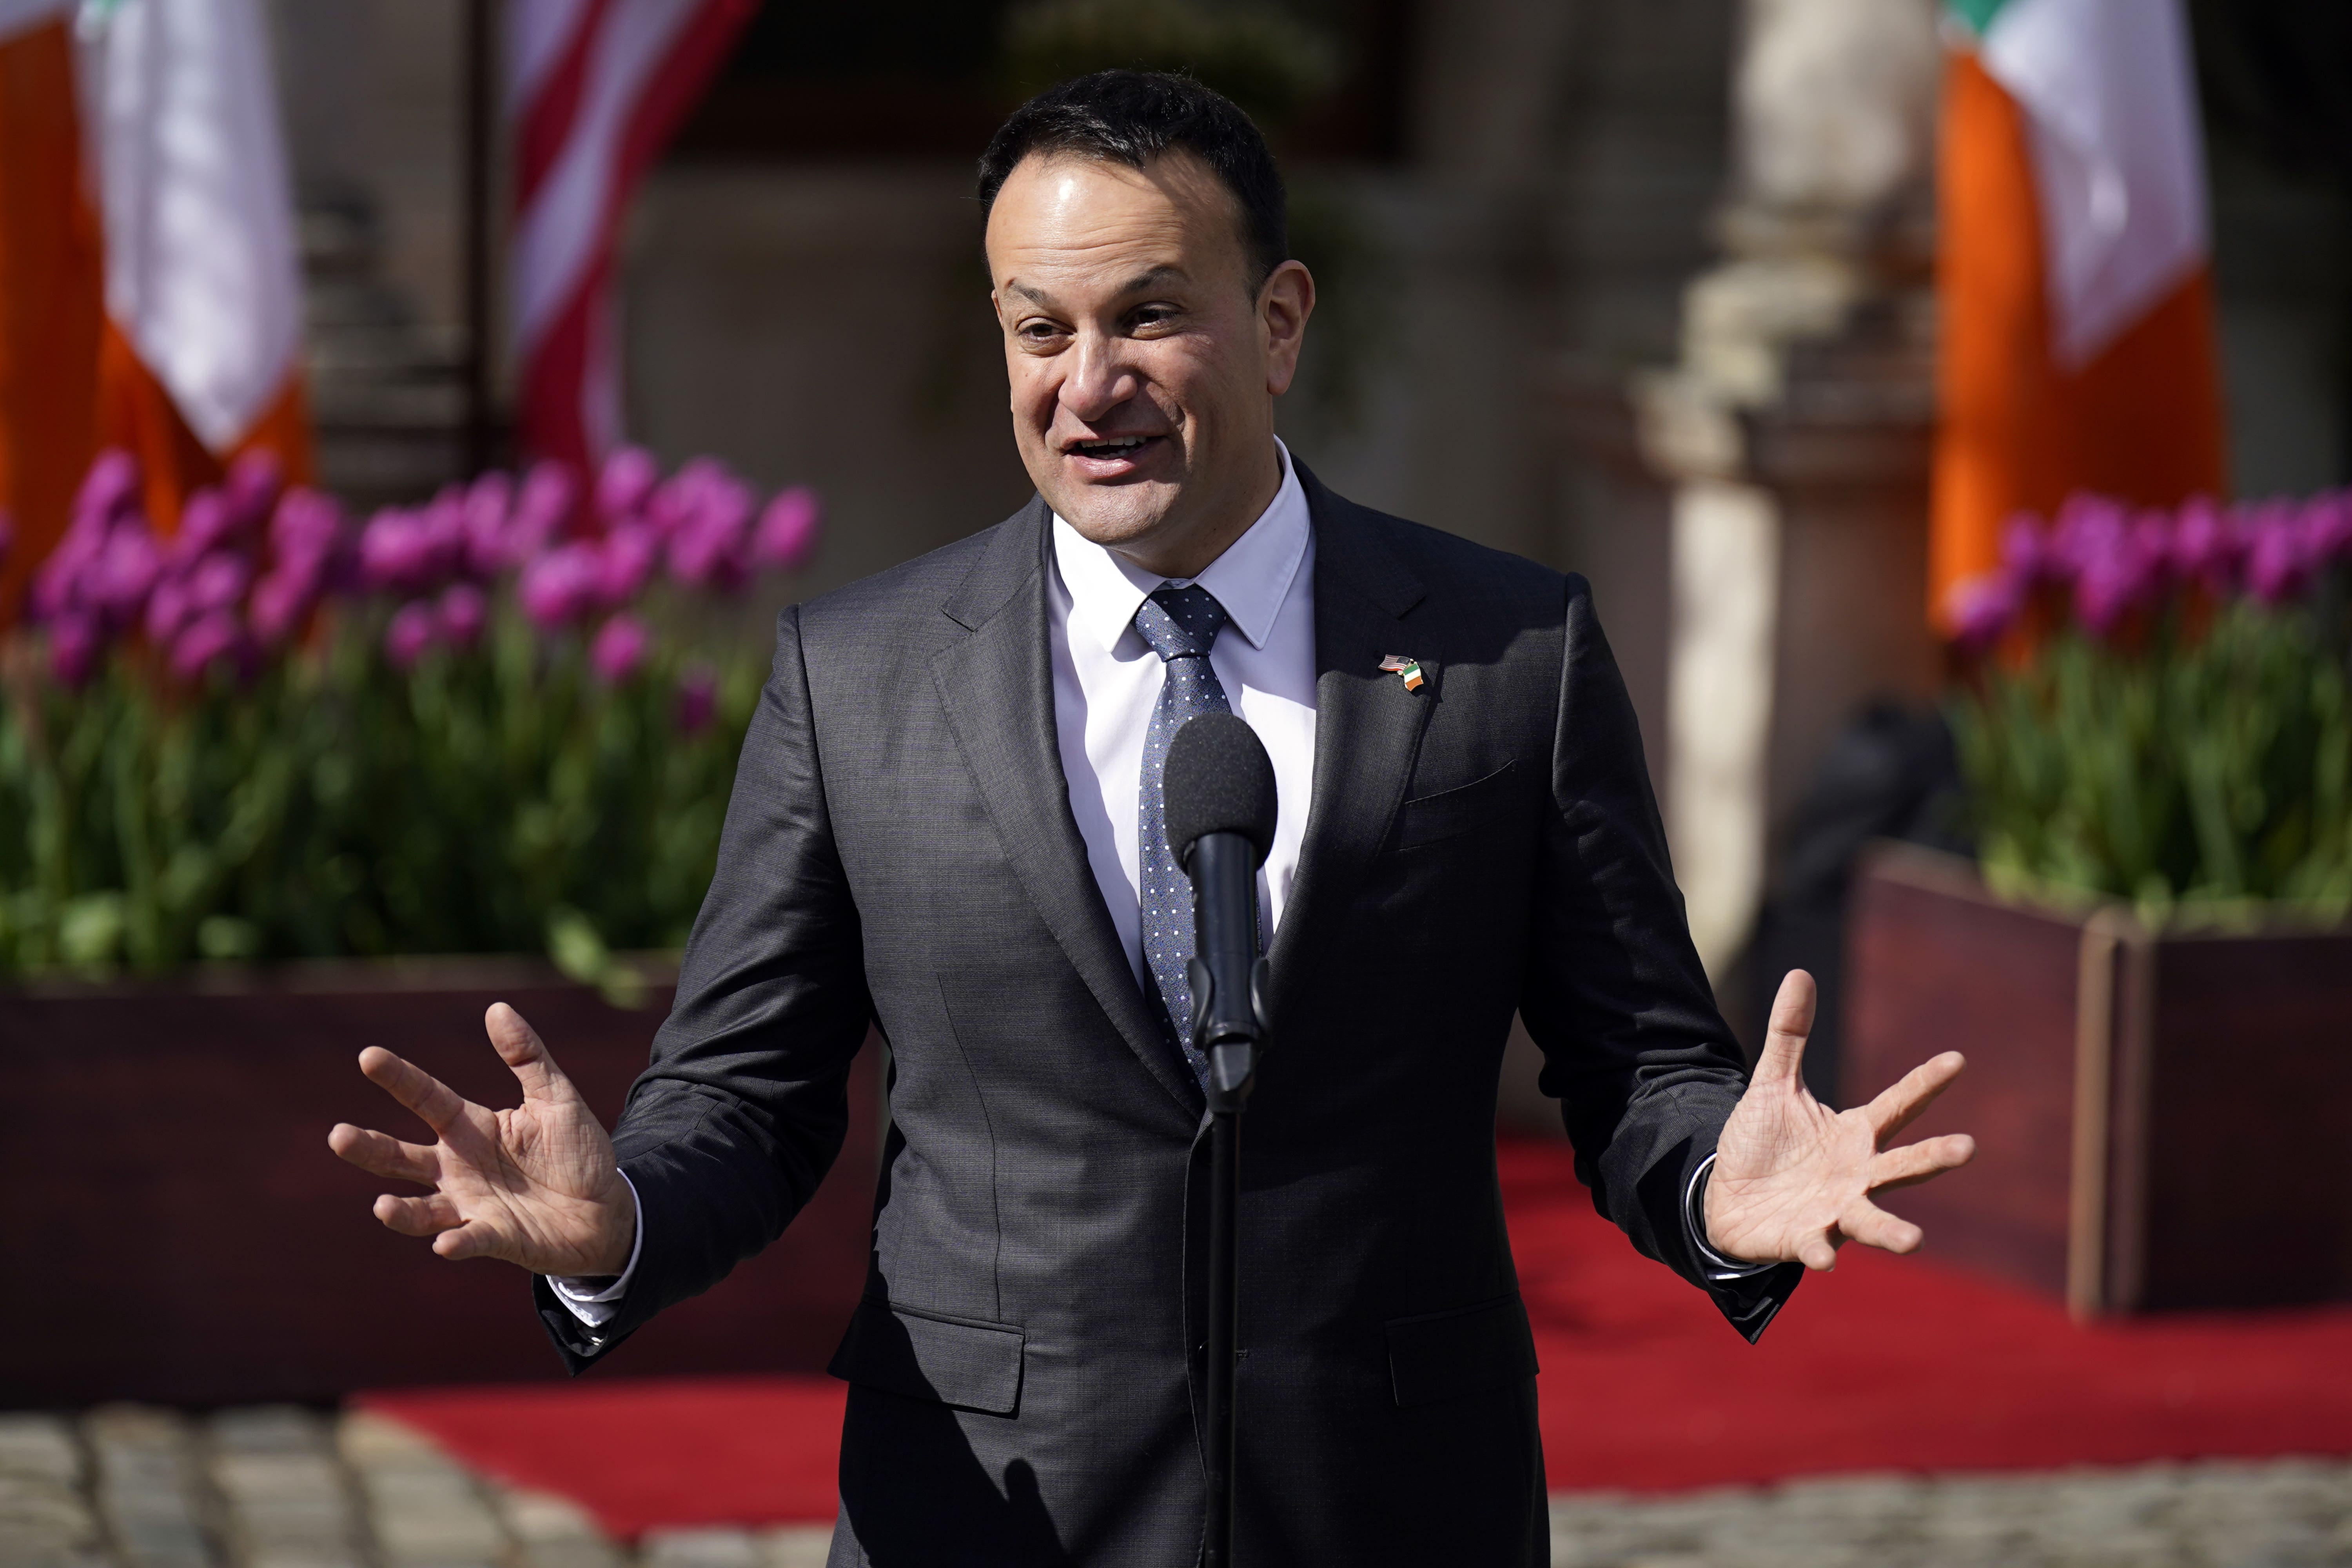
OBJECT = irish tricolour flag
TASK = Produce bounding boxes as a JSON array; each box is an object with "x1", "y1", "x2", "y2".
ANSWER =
[{"x1": 1932, "y1": 0, "x2": 2228, "y2": 627}]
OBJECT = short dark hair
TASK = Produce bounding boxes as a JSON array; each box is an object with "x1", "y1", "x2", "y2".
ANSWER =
[{"x1": 976, "y1": 70, "x2": 1289, "y2": 289}]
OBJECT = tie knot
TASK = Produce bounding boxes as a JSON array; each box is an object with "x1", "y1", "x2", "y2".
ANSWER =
[{"x1": 1133, "y1": 584, "x2": 1229, "y2": 662}]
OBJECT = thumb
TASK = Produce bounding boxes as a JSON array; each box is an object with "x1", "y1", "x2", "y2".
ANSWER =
[
  {"x1": 1751, "y1": 969, "x2": 1817, "y2": 1089},
  {"x1": 486, "y1": 1002, "x2": 570, "y2": 1103}
]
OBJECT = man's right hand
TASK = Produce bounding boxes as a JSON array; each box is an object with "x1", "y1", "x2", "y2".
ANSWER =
[{"x1": 327, "y1": 1003, "x2": 635, "y2": 1276}]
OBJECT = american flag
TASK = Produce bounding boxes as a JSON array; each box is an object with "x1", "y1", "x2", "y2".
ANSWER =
[{"x1": 507, "y1": 0, "x2": 755, "y2": 473}]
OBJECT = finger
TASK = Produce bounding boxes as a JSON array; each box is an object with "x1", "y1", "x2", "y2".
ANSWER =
[
  {"x1": 1839, "y1": 1194, "x2": 1925, "y2": 1255},
  {"x1": 372, "y1": 1191, "x2": 463, "y2": 1238},
  {"x1": 432, "y1": 1222, "x2": 505, "y2": 1263},
  {"x1": 1797, "y1": 1229, "x2": 1840, "y2": 1272},
  {"x1": 328, "y1": 1123, "x2": 439, "y2": 1185},
  {"x1": 1868, "y1": 1133, "x2": 1977, "y2": 1194},
  {"x1": 486, "y1": 1003, "x2": 570, "y2": 1103},
  {"x1": 1749, "y1": 969, "x2": 1818, "y2": 1089},
  {"x1": 1862, "y1": 1051, "x2": 1966, "y2": 1145},
  {"x1": 357, "y1": 1047, "x2": 471, "y2": 1135}
]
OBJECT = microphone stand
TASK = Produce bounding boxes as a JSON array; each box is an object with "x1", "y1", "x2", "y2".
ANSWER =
[{"x1": 1185, "y1": 831, "x2": 1269, "y2": 1568}]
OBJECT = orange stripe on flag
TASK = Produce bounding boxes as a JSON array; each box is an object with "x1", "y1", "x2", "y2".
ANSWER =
[
  {"x1": 0, "y1": 18, "x2": 103, "y2": 626},
  {"x1": 1931, "y1": 49, "x2": 2229, "y2": 629},
  {"x1": 96, "y1": 316, "x2": 314, "y2": 538}
]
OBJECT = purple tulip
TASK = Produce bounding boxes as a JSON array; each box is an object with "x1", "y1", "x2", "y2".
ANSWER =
[
  {"x1": 2297, "y1": 491, "x2": 2352, "y2": 566},
  {"x1": 589, "y1": 612, "x2": 649, "y2": 684},
  {"x1": 223, "y1": 448, "x2": 284, "y2": 530},
  {"x1": 359, "y1": 507, "x2": 444, "y2": 595},
  {"x1": 518, "y1": 542, "x2": 603, "y2": 629},
  {"x1": 2246, "y1": 510, "x2": 2311, "y2": 605},
  {"x1": 247, "y1": 563, "x2": 318, "y2": 648},
  {"x1": 597, "y1": 523, "x2": 660, "y2": 606},
  {"x1": 2131, "y1": 510, "x2": 2176, "y2": 586},
  {"x1": 146, "y1": 577, "x2": 195, "y2": 645},
  {"x1": 1945, "y1": 569, "x2": 2024, "y2": 652},
  {"x1": 188, "y1": 552, "x2": 253, "y2": 617},
  {"x1": 419, "y1": 485, "x2": 468, "y2": 579},
  {"x1": 1997, "y1": 511, "x2": 2049, "y2": 583},
  {"x1": 2169, "y1": 494, "x2": 2239, "y2": 589},
  {"x1": 30, "y1": 530, "x2": 102, "y2": 620},
  {"x1": 752, "y1": 486, "x2": 822, "y2": 573},
  {"x1": 271, "y1": 486, "x2": 345, "y2": 558},
  {"x1": 663, "y1": 463, "x2": 754, "y2": 591},
  {"x1": 385, "y1": 600, "x2": 439, "y2": 670},
  {"x1": 675, "y1": 662, "x2": 718, "y2": 734},
  {"x1": 511, "y1": 461, "x2": 579, "y2": 556},
  {"x1": 173, "y1": 488, "x2": 240, "y2": 568},
  {"x1": 74, "y1": 449, "x2": 141, "y2": 528},
  {"x1": 83, "y1": 525, "x2": 164, "y2": 623},
  {"x1": 438, "y1": 582, "x2": 488, "y2": 649},
  {"x1": 597, "y1": 445, "x2": 659, "y2": 526},
  {"x1": 461, "y1": 471, "x2": 515, "y2": 577},
  {"x1": 169, "y1": 611, "x2": 253, "y2": 684},
  {"x1": 48, "y1": 612, "x2": 100, "y2": 687}
]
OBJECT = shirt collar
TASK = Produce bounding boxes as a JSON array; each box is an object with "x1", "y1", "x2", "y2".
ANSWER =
[{"x1": 1052, "y1": 439, "x2": 1311, "y2": 655}]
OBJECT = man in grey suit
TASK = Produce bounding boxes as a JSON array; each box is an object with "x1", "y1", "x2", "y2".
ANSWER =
[{"x1": 332, "y1": 71, "x2": 1974, "y2": 1567}]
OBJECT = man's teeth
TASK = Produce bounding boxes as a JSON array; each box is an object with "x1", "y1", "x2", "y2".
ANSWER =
[{"x1": 1076, "y1": 437, "x2": 1146, "y2": 454}]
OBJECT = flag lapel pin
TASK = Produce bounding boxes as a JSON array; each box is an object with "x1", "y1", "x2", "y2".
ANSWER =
[{"x1": 1379, "y1": 654, "x2": 1425, "y2": 692}]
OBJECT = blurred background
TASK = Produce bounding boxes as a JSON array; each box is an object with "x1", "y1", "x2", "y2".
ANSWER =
[{"x1": 1, "y1": 1, "x2": 2350, "y2": 1564}]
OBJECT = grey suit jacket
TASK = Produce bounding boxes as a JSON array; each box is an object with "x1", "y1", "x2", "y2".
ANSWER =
[{"x1": 536, "y1": 468, "x2": 1799, "y2": 1566}]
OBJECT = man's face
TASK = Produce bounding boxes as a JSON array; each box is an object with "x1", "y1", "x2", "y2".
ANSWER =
[{"x1": 985, "y1": 151, "x2": 1312, "y2": 573}]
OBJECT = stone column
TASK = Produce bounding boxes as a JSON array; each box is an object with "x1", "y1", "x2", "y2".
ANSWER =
[{"x1": 1632, "y1": 0, "x2": 1945, "y2": 985}]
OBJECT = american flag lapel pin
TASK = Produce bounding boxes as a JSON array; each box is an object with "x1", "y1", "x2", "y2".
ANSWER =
[{"x1": 1379, "y1": 654, "x2": 1425, "y2": 692}]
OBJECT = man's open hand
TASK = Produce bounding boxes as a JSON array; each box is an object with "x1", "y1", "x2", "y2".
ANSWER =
[
  {"x1": 1704, "y1": 969, "x2": 1975, "y2": 1271},
  {"x1": 327, "y1": 1003, "x2": 635, "y2": 1276}
]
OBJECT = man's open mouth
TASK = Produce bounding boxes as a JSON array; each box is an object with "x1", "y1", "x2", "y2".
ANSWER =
[{"x1": 1068, "y1": 436, "x2": 1156, "y2": 457}]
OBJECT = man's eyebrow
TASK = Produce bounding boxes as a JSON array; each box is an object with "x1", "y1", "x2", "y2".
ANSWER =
[
  {"x1": 1120, "y1": 265, "x2": 1186, "y2": 293},
  {"x1": 1002, "y1": 279, "x2": 1054, "y2": 306}
]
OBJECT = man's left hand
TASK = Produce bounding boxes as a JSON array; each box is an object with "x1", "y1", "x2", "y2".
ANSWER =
[{"x1": 1704, "y1": 969, "x2": 1976, "y2": 1271}]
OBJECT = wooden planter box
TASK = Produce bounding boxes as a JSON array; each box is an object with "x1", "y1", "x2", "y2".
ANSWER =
[
  {"x1": 0, "y1": 959, "x2": 880, "y2": 1406},
  {"x1": 1842, "y1": 845, "x2": 2352, "y2": 1316}
]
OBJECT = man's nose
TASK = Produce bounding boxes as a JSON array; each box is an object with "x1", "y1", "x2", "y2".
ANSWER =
[{"x1": 1059, "y1": 334, "x2": 1142, "y2": 422}]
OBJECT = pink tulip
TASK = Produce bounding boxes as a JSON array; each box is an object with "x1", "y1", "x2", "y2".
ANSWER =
[
  {"x1": 173, "y1": 489, "x2": 240, "y2": 567},
  {"x1": 30, "y1": 530, "x2": 102, "y2": 620},
  {"x1": 359, "y1": 507, "x2": 445, "y2": 594},
  {"x1": 2170, "y1": 494, "x2": 2239, "y2": 589},
  {"x1": 519, "y1": 543, "x2": 604, "y2": 629},
  {"x1": 169, "y1": 611, "x2": 253, "y2": 684},
  {"x1": 2246, "y1": 510, "x2": 2311, "y2": 605},
  {"x1": 2298, "y1": 491, "x2": 2352, "y2": 566},
  {"x1": 48, "y1": 612, "x2": 100, "y2": 687},
  {"x1": 385, "y1": 600, "x2": 439, "y2": 670},
  {"x1": 663, "y1": 462, "x2": 755, "y2": 591},
  {"x1": 247, "y1": 564, "x2": 318, "y2": 648},
  {"x1": 675, "y1": 663, "x2": 718, "y2": 734},
  {"x1": 597, "y1": 445, "x2": 659, "y2": 526},
  {"x1": 1997, "y1": 511, "x2": 2049, "y2": 583},
  {"x1": 146, "y1": 577, "x2": 196, "y2": 645},
  {"x1": 589, "y1": 612, "x2": 649, "y2": 684},
  {"x1": 752, "y1": 486, "x2": 822, "y2": 573},
  {"x1": 438, "y1": 582, "x2": 488, "y2": 649},
  {"x1": 271, "y1": 486, "x2": 345, "y2": 558}
]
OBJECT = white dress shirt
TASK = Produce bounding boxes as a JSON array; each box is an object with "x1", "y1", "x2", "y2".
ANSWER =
[{"x1": 554, "y1": 444, "x2": 1320, "y2": 1325}]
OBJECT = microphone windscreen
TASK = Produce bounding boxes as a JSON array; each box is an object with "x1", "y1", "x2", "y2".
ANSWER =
[{"x1": 1165, "y1": 712, "x2": 1278, "y2": 869}]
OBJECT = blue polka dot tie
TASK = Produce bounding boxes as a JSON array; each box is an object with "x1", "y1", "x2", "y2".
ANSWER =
[{"x1": 1134, "y1": 583, "x2": 1238, "y2": 1089}]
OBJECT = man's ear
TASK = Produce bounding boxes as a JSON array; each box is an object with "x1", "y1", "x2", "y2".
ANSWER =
[{"x1": 1259, "y1": 260, "x2": 1316, "y2": 397}]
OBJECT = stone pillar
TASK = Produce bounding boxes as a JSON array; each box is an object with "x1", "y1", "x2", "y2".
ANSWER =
[{"x1": 1632, "y1": 0, "x2": 1945, "y2": 985}]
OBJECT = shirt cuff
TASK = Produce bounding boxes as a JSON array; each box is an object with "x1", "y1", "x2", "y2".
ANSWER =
[
  {"x1": 1684, "y1": 1151, "x2": 1778, "y2": 1282},
  {"x1": 544, "y1": 1169, "x2": 643, "y2": 1328}
]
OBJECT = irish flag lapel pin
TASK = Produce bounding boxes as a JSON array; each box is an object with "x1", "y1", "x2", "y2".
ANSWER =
[{"x1": 1379, "y1": 654, "x2": 1425, "y2": 692}]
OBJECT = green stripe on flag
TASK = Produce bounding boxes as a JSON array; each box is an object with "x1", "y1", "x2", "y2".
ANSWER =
[{"x1": 1944, "y1": 0, "x2": 2010, "y2": 38}]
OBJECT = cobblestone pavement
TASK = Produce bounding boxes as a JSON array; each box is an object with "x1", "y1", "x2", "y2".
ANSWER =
[{"x1": 0, "y1": 1407, "x2": 2343, "y2": 1567}]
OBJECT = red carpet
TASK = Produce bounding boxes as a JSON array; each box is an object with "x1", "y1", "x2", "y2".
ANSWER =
[{"x1": 359, "y1": 1138, "x2": 2352, "y2": 1537}]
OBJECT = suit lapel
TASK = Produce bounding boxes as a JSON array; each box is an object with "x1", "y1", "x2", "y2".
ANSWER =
[
  {"x1": 1264, "y1": 470, "x2": 1434, "y2": 1024},
  {"x1": 930, "y1": 500, "x2": 1203, "y2": 1114}
]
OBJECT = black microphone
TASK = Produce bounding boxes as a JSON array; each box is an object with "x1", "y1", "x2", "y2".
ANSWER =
[{"x1": 1164, "y1": 712, "x2": 1277, "y2": 1099}]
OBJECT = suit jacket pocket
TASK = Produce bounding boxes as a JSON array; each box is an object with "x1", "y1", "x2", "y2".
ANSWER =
[
  {"x1": 828, "y1": 1298, "x2": 1026, "y2": 1416},
  {"x1": 1391, "y1": 760, "x2": 1518, "y2": 851},
  {"x1": 1384, "y1": 1293, "x2": 1539, "y2": 1408}
]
